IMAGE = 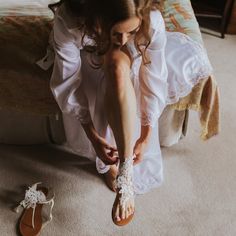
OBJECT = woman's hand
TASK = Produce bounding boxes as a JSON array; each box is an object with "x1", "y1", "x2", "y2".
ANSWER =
[
  {"x1": 81, "y1": 121, "x2": 118, "y2": 165},
  {"x1": 133, "y1": 125, "x2": 152, "y2": 165},
  {"x1": 133, "y1": 138, "x2": 148, "y2": 165},
  {"x1": 91, "y1": 136, "x2": 119, "y2": 165}
]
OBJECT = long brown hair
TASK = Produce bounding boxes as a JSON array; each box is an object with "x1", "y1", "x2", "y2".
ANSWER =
[{"x1": 49, "y1": 0, "x2": 163, "y2": 65}]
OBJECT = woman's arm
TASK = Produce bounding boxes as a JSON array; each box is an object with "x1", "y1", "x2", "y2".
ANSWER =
[
  {"x1": 133, "y1": 125, "x2": 152, "y2": 165},
  {"x1": 81, "y1": 121, "x2": 118, "y2": 165},
  {"x1": 51, "y1": 10, "x2": 118, "y2": 165},
  {"x1": 139, "y1": 10, "x2": 168, "y2": 128},
  {"x1": 80, "y1": 121, "x2": 99, "y2": 143},
  {"x1": 133, "y1": 11, "x2": 168, "y2": 164},
  {"x1": 50, "y1": 7, "x2": 90, "y2": 122},
  {"x1": 140, "y1": 125, "x2": 152, "y2": 143}
]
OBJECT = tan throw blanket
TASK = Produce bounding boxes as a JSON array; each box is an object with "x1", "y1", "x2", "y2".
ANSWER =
[{"x1": 170, "y1": 76, "x2": 220, "y2": 140}]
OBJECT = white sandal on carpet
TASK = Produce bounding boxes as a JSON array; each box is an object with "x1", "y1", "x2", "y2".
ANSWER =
[{"x1": 14, "y1": 182, "x2": 54, "y2": 236}]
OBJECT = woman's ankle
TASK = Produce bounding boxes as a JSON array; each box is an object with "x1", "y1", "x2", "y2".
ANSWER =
[{"x1": 119, "y1": 155, "x2": 134, "y2": 164}]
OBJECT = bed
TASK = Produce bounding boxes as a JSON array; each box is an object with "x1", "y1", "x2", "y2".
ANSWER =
[{"x1": 0, "y1": 0, "x2": 219, "y2": 146}]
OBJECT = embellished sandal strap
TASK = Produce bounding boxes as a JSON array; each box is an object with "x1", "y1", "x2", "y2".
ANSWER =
[
  {"x1": 42, "y1": 197, "x2": 55, "y2": 229},
  {"x1": 114, "y1": 156, "x2": 134, "y2": 207},
  {"x1": 13, "y1": 182, "x2": 54, "y2": 229}
]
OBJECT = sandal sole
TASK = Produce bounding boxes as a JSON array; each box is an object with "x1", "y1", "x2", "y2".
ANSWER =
[
  {"x1": 19, "y1": 187, "x2": 48, "y2": 236},
  {"x1": 111, "y1": 192, "x2": 134, "y2": 226}
]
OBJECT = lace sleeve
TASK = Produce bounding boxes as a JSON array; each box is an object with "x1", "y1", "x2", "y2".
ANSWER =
[{"x1": 139, "y1": 10, "x2": 168, "y2": 127}]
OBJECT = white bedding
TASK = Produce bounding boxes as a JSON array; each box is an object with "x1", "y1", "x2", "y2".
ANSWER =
[{"x1": 0, "y1": 0, "x2": 58, "y2": 17}]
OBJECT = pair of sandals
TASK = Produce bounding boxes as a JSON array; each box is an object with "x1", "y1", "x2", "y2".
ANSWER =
[{"x1": 14, "y1": 157, "x2": 134, "y2": 235}]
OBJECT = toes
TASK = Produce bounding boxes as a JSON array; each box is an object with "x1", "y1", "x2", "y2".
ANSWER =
[
  {"x1": 122, "y1": 207, "x2": 126, "y2": 220},
  {"x1": 119, "y1": 206, "x2": 124, "y2": 219},
  {"x1": 130, "y1": 201, "x2": 134, "y2": 214},
  {"x1": 123, "y1": 204, "x2": 133, "y2": 220},
  {"x1": 126, "y1": 207, "x2": 130, "y2": 219},
  {"x1": 128, "y1": 205, "x2": 133, "y2": 216},
  {"x1": 115, "y1": 203, "x2": 120, "y2": 221},
  {"x1": 113, "y1": 193, "x2": 135, "y2": 223},
  {"x1": 128, "y1": 203, "x2": 134, "y2": 215},
  {"x1": 128, "y1": 206, "x2": 132, "y2": 216},
  {"x1": 132, "y1": 206, "x2": 135, "y2": 214}
]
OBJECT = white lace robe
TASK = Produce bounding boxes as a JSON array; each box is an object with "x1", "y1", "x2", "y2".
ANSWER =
[{"x1": 49, "y1": 5, "x2": 212, "y2": 194}]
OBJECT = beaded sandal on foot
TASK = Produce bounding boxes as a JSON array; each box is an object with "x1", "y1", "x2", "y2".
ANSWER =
[
  {"x1": 112, "y1": 156, "x2": 135, "y2": 226},
  {"x1": 14, "y1": 182, "x2": 54, "y2": 236}
]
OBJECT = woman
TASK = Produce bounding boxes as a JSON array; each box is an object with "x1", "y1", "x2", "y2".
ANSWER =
[{"x1": 48, "y1": 0, "x2": 212, "y2": 225}]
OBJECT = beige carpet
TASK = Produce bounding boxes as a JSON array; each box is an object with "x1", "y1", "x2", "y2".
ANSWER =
[{"x1": 0, "y1": 34, "x2": 236, "y2": 236}]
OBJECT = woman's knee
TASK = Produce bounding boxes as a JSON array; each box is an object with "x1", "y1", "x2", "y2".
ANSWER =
[{"x1": 105, "y1": 50, "x2": 131, "y2": 91}]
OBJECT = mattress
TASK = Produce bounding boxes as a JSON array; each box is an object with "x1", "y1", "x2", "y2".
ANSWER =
[{"x1": 0, "y1": 0, "x2": 57, "y2": 17}]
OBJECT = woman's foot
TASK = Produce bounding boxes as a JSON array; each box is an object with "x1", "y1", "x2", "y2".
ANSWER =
[
  {"x1": 112, "y1": 189, "x2": 135, "y2": 224},
  {"x1": 104, "y1": 164, "x2": 118, "y2": 192},
  {"x1": 112, "y1": 156, "x2": 135, "y2": 226}
]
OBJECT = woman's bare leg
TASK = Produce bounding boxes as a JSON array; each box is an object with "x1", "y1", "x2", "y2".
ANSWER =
[
  {"x1": 104, "y1": 48, "x2": 136, "y2": 160},
  {"x1": 104, "y1": 47, "x2": 136, "y2": 221}
]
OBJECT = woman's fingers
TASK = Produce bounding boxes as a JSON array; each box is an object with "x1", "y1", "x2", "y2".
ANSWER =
[
  {"x1": 104, "y1": 145, "x2": 118, "y2": 165},
  {"x1": 102, "y1": 156, "x2": 118, "y2": 165},
  {"x1": 133, "y1": 143, "x2": 143, "y2": 165},
  {"x1": 98, "y1": 139, "x2": 118, "y2": 164},
  {"x1": 105, "y1": 144, "x2": 117, "y2": 151},
  {"x1": 93, "y1": 136, "x2": 118, "y2": 165},
  {"x1": 99, "y1": 137, "x2": 117, "y2": 150},
  {"x1": 101, "y1": 148, "x2": 118, "y2": 165},
  {"x1": 107, "y1": 149, "x2": 114, "y2": 156},
  {"x1": 132, "y1": 137, "x2": 148, "y2": 165},
  {"x1": 133, "y1": 153, "x2": 142, "y2": 165}
]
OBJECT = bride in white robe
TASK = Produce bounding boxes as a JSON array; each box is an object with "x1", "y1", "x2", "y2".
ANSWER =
[{"x1": 49, "y1": 3, "x2": 212, "y2": 195}]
